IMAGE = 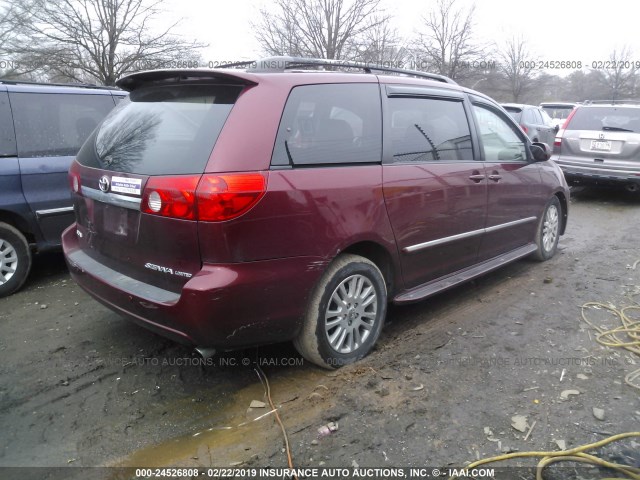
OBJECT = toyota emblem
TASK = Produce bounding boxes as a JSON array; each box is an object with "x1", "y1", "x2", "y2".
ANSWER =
[{"x1": 98, "y1": 175, "x2": 110, "y2": 193}]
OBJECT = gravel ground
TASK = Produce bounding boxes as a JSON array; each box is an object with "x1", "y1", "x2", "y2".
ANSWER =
[{"x1": 1, "y1": 186, "x2": 639, "y2": 478}]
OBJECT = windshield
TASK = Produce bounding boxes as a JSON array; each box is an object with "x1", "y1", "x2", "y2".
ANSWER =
[{"x1": 77, "y1": 84, "x2": 243, "y2": 175}]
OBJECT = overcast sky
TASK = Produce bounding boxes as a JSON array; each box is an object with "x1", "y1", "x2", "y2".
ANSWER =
[{"x1": 165, "y1": 0, "x2": 640, "y2": 70}]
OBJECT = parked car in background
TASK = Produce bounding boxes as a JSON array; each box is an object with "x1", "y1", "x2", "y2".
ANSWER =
[
  {"x1": 502, "y1": 103, "x2": 557, "y2": 146},
  {"x1": 63, "y1": 57, "x2": 569, "y2": 368},
  {"x1": 551, "y1": 100, "x2": 640, "y2": 192},
  {"x1": 540, "y1": 102, "x2": 578, "y2": 129},
  {"x1": 0, "y1": 80, "x2": 126, "y2": 297}
]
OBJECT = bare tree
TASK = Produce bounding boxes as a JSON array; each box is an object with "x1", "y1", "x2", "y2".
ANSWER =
[
  {"x1": 415, "y1": 0, "x2": 480, "y2": 81},
  {"x1": 0, "y1": 3, "x2": 14, "y2": 51},
  {"x1": 496, "y1": 36, "x2": 537, "y2": 102},
  {"x1": 353, "y1": 19, "x2": 404, "y2": 66},
  {"x1": 6, "y1": 0, "x2": 205, "y2": 85},
  {"x1": 254, "y1": 0, "x2": 390, "y2": 60},
  {"x1": 595, "y1": 46, "x2": 638, "y2": 101}
]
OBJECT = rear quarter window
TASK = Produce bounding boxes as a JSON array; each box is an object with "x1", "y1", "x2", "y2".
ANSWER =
[
  {"x1": 271, "y1": 83, "x2": 382, "y2": 166},
  {"x1": 78, "y1": 84, "x2": 242, "y2": 175},
  {"x1": 9, "y1": 92, "x2": 115, "y2": 157}
]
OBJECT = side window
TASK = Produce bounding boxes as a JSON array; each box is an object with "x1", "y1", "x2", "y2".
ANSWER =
[
  {"x1": 532, "y1": 109, "x2": 544, "y2": 125},
  {"x1": 10, "y1": 92, "x2": 115, "y2": 157},
  {"x1": 523, "y1": 109, "x2": 535, "y2": 124},
  {"x1": 387, "y1": 97, "x2": 473, "y2": 162},
  {"x1": 473, "y1": 104, "x2": 527, "y2": 162},
  {"x1": 271, "y1": 84, "x2": 381, "y2": 166},
  {"x1": 0, "y1": 91, "x2": 17, "y2": 157}
]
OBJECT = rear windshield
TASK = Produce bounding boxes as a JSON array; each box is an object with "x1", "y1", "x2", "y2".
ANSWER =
[
  {"x1": 503, "y1": 108, "x2": 522, "y2": 122},
  {"x1": 566, "y1": 106, "x2": 640, "y2": 132},
  {"x1": 541, "y1": 106, "x2": 574, "y2": 121},
  {"x1": 77, "y1": 84, "x2": 242, "y2": 175}
]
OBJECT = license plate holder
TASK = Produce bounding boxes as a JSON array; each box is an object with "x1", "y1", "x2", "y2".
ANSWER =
[{"x1": 103, "y1": 205, "x2": 129, "y2": 237}]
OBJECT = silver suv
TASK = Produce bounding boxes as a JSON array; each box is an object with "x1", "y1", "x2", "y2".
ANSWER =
[{"x1": 552, "y1": 100, "x2": 640, "y2": 192}]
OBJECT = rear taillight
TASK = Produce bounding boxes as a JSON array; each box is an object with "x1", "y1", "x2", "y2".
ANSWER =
[
  {"x1": 69, "y1": 161, "x2": 81, "y2": 194},
  {"x1": 196, "y1": 173, "x2": 267, "y2": 221},
  {"x1": 141, "y1": 176, "x2": 200, "y2": 220},
  {"x1": 141, "y1": 172, "x2": 267, "y2": 222},
  {"x1": 553, "y1": 128, "x2": 565, "y2": 153},
  {"x1": 554, "y1": 137, "x2": 562, "y2": 148},
  {"x1": 520, "y1": 124, "x2": 528, "y2": 134}
]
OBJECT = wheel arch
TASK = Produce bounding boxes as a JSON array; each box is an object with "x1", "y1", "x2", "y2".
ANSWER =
[
  {"x1": 553, "y1": 191, "x2": 568, "y2": 235},
  {"x1": 0, "y1": 210, "x2": 36, "y2": 245},
  {"x1": 340, "y1": 240, "x2": 398, "y2": 298}
]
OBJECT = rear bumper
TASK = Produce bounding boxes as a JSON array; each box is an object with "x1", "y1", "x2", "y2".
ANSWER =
[
  {"x1": 62, "y1": 224, "x2": 327, "y2": 349},
  {"x1": 553, "y1": 160, "x2": 640, "y2": 185}
]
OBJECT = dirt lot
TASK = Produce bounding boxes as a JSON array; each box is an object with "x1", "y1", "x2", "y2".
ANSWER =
[{"x1": 1, "y1": 186, "x2": 639, "y2": 478}]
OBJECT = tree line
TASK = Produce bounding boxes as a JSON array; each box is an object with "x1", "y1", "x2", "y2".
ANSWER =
[{"x1": 0, "y1": 0, "x2": 637, "y2": 104}]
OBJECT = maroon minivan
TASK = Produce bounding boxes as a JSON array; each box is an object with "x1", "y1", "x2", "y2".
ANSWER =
[{"x1": 62, "y1": 58, "x2": 569, "y2": 368}]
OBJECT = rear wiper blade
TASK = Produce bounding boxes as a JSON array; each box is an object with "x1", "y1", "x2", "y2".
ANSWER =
[{"x1": 602, "y1": 126, "x2": 634, "y2": 132}]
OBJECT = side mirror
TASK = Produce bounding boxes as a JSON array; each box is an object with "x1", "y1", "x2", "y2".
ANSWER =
[
  {"x1": 554, "y1": 124, "x2": 560, "y2": 133},
  {"x1": 530, "y1": 142, "x2": 551, "y2": 162}
]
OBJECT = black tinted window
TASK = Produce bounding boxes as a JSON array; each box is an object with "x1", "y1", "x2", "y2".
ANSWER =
[
  {"x1": 78, "y1": 84, "x2": 241, "y2": 175},
  {"x1": 567, "y1": 106, "x2": 640, "y2": 132},
  {"x1": 10, "y1": 92, "x2": 115, "y2": 157},
  {"x1": 388, "y1": 97, "x2": 473, "y2": 162},
  {"x1": 272, "y1": 84, "x2": 381, "y2": 166},
  {"x1": 0, "y1": 91, "x2": 16, "y2": 157}
]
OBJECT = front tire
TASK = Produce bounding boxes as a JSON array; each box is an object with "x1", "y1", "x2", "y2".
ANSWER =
[
  {"x1": 532, "y1": 196, "x2": 561, "y2": 261},
  {"x1": 294, "y1": 254, "x2": 387, "y2": 369},
  {"x1": 0, "y1": 222, "x2": 32, "y2": 297}
]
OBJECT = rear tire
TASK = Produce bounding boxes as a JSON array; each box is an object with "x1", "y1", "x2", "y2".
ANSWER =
[
  {"x1": 294, "y1": 254, "x2": 387, "y2": 369},
  {"x1": 0, "y1": 222, "x2": 32, "y2": 297},
  {"x1": 531, "y1": 196, "x2": 561, "y2": 261}
]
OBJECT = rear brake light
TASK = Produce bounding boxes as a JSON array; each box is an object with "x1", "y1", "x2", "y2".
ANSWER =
[
  {"x1": 196, "y1": 173, "x2": 267, "y2": 221},
  {"x1": 142, "y1": 176, "x2": 200, "y2": 220},
  {"x1": 520, "y1": 124, "x2": 528, "y2": 134},
  {"x1": 69, "y1": 161, "x2": 81, "y2": 194},
  {"x1": 553, "y1": 128, "x2": 565, "y2": 153},
  {"x1": 141, "y1": 172, "x2": 267, "y2": 222}
]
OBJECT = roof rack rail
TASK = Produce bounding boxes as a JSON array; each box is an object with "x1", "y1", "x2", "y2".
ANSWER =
[
  {"x1": 583, "y1": 99, "x2": 640, "y2": 105},
  {"x1": 0, "y1": 78, "x2": 119, "y2": 90},
  {"x1": 217, "y1": 56, "x2": 457, "y2": 85}
]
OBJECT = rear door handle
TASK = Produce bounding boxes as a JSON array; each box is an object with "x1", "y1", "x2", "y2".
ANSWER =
[
  {"x1": 488, "y1": 173, "x2": 502, "y2": 182},
  {"x1": 468, "y1": 174, "x2": 486, "y2": 183}
]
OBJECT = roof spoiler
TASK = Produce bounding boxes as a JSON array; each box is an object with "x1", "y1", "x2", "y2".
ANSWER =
[{"x1": 116, "y1": 69, "x2": 257, "y2": 91}]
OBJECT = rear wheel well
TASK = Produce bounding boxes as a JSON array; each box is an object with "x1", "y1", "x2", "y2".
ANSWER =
[
  {"x1": 341, "y1": 242, "x2": 396, "y2": 297},
  {"x1": 0, "y1": 210, "x2": 35, "y2": 245}
]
